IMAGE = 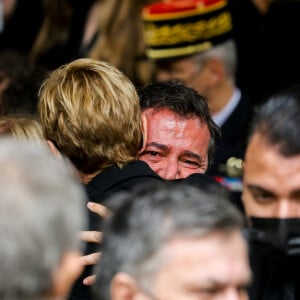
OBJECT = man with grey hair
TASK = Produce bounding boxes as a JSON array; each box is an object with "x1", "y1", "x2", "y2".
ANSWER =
[
  {"x1": 93, "y1": 182, "x2": 251, "y2": 300},
  {"x1": 0, "y1": 138, "x2": 86, "y2": 300}
]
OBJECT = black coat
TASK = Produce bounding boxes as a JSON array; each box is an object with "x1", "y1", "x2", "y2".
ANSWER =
[
  {"x1": 68, "y1": 161, "x2": 227, "y2": 300},
  {"x1": 206, "y1": 93, "x2": 253, "y2": 178},
  {"x1": 206, "y1": 93, "x2": 253, "y2": 213},
  {"x1": 69, "y1": 160, "x2": 164, "y2": 300}
]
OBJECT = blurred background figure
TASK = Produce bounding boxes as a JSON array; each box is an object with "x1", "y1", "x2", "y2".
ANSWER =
[
  {"x1": 0, "y1": 0, "x2": 165, "y2": 89},
  {"x1": 0, "y1": 0, "x2": 158, "y2": 87},
  {"x1": 87, "y1": 0, "x2": 158, "y2": 87},
  {"x1": 0, "y1": 0, "x2": 43, "y2": 54},
  {"x1": 28, "y1": 0, "x2": 76, "y2": 69},
  {"x1": 0, "y1": 138, "x2": 86, "y2": 300},
  {"x1": 28, "y1": 0, "x2": 103, "y2": 70}
]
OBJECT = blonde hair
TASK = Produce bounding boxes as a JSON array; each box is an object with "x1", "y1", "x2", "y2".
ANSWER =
[
  {"x1": 38, "y1": 58, "x2": 142, "y2": 174},
  {"x1": 88, "y1": 0, "x2": 157, "y2": 86},
  {"x1": 0, "y1": 116, "x2": 44, "y2": 142}
]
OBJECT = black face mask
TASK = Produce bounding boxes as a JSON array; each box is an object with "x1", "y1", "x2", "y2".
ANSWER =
[{"x1": 247, "y1": 217, "x2": 300, "y2": 258}]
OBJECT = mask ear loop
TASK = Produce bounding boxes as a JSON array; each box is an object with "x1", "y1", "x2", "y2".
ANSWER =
[{"x1": 138, "y1": 114, "x2": 148, "y2": 154}]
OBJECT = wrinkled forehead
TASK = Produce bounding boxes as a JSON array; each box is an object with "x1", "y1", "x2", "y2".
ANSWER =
[{"x1": 142, "y1": 107, "x2": 205, "y2": 127}]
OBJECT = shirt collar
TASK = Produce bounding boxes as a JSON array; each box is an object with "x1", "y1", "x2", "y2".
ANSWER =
[{"x1": 212, "y1": 88, "x2": 241, "y2": 127}]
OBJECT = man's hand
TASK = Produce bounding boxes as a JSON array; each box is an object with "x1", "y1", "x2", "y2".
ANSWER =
[{"x1": 87, "y1": 201, "x2": 110, "y2": 218}]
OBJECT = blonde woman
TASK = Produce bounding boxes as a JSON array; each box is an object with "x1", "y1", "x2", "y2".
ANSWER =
[{"x1": 38, "y1": 58, "x2": 163, "y2": 300}]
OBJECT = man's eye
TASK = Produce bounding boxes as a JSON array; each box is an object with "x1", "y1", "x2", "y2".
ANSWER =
[
  {"x1": 182, "y1": 159, "x2": 200, "y2": 167},
  {"x1": 186, "y1": 160, "x2": 199, "y2": 165},
  {"x1": 253, "y1": 192, "x2": 274, "y2": 202},
  {"x1": 142, "y1": 151, "x2": 164, "y2": 160},
  {"x1": 196, "y1": 287, "x2": 221, "y2": 298},
  {"x1": 147, "y1": 151, "x2": 159, "y2": 157},
  {"x1": 140, "y1": 150, "x2": 159, "y2": 157}
]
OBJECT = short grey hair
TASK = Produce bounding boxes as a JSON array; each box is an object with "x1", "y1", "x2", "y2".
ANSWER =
[
  {"x1": 0, "y1": 138, "x2": 86, "y2": 300},
  {"x1": 94, "y1": 182, "x2": 244, "y2": 300},
  {"x1": 193, "y1": 39, "x2": 237, "y2": 82}
]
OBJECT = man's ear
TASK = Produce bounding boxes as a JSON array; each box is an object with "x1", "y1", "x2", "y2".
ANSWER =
[
  {"x1": 139, "y1": 114, "x2": 148, "y2": 154},
  {"x1": 51, "y1": 251, "x2": 84, "y2": 298},
  {"x1": 47, "y1": 140, "x2": 63, "y2": 160},
  {"x1": 111, "y1": 272, "x2": 139, "y2": 300},
  {"x1": 205, "y1": 58, "x2": 225, "y2": 87}
]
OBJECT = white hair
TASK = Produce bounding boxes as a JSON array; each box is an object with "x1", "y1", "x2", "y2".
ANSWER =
[
  {"x1": 0, "y1": 138, "x2": 86, "y2": 299},
  {"x1": 193, "y1": 39, "x2": 237, "y2": 83}
]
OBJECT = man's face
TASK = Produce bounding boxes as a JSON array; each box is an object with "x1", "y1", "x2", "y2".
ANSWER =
[
  {"x1": 242, "y1": 132, "x2": 300, "y2": 218},
  {"x1": 139, "y1": 108, "x2": 211, "y2": 179},
  {"x1": 155, "y1": 56, "x2": 209, "y2": 96},
  {"x1": 144, "y1": 231, "x2": 251, "y2": 300}
]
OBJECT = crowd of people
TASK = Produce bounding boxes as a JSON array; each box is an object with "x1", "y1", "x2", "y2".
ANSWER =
[{"x1": 0, "y1": 0, "x2": 300, "y2": 300}]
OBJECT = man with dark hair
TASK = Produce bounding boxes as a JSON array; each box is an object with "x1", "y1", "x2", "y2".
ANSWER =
[
  {"x1": 138, "y1": 80, "x2": 243, "y2": 210},
  {"x1": 93, "y1": 182, "x2": 251, "y2": 300},
  {"x1": 242, "y1": 85, "x2": 300, "y2": 299},
  {"x1": 138, "y1": 80, "x2": 220, "y2": 179}
]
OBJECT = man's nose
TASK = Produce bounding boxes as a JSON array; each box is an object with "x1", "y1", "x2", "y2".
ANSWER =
[
  {"x1": 275, "y1": 199, "x2": 299, "y2": 218},
  {"x1": 162, "y1": 161, "x2": 180, "y2": 180}
]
